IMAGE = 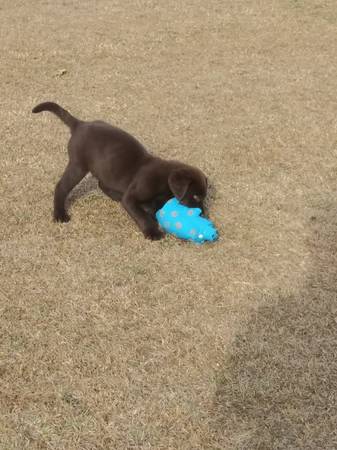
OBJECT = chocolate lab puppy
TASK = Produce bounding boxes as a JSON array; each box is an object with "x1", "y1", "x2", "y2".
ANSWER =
[{"x1": 32, "y1": 102, "x2": 208, "y2": 240}]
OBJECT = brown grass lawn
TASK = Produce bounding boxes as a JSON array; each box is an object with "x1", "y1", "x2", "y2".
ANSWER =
[{"x1": 1, "y1": 0, "x2": 337, "y2": 448}]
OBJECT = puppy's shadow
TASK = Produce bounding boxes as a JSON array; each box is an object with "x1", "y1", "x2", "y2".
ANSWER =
[
  {"x1": 207, "y1": 182, "x2": 217, "y2": 202},
  {"x1": 204, "y1": 181, "x2": 217, "y2": 216},
  {"x1": 67, "y1": 174, "x2": 100, "y2": 207}
]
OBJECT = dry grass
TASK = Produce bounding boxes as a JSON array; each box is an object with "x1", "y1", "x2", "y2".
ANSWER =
[{"x1": 1, "y1": 0, "x2": 337, "y2": 448}]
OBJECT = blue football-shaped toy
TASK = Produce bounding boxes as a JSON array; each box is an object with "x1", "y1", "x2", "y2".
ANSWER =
[{"x1": 156, "y1": 198, "x2": 218, "y2": 244}]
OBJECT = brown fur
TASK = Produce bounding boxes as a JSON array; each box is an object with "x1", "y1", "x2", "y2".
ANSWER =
[{"x1": 32, "y1": 102, "x2": 208, "y2": 240}]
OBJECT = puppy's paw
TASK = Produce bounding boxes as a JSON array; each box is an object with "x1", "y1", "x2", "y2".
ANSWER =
[
  {"x1": 54, "y1": 211, "x2": 71, "y2": 223},
  {"x1": 144, "y1": 227, "x2": 164, "y2": 241}
]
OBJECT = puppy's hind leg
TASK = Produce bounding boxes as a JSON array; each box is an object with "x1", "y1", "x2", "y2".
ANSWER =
[{"x1": 54, "y1": 163, "x2": 87, "y2": 222}]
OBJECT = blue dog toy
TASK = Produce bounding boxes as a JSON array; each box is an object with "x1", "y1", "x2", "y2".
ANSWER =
[{"x1": 156, "y1": 198, "x2": 218, "y2": 244}]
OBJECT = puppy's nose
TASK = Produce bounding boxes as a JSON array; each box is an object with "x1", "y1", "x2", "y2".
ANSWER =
[{"x1": 200, "y1": 205, "x2": 207, "y2": 217}]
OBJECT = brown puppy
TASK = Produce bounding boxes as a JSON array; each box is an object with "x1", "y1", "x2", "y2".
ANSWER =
[{"x1": 32, "y1": 102, "x2": 208, "y2": 240}]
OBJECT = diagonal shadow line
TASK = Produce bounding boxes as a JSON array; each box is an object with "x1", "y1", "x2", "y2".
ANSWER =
[{"x1": 213, "y1": 201, "x2": 337, "y2": 449}]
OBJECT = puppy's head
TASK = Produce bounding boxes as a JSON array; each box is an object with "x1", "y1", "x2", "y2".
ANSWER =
[{"x1": 168, "y1": 167, "x2": 208, "y2": 211}]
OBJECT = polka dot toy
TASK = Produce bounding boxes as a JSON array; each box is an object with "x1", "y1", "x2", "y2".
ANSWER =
[{"x1": 156, "y1": 198, "x2": 218, "y2": 244}]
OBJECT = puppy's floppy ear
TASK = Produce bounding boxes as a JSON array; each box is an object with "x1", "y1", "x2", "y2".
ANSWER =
[{"x1": 168, "y1": 169, "x2": 191, "y2": 200}]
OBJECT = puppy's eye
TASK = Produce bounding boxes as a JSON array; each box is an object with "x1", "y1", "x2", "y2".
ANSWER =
[{"x1": 193, "y1": 195, "x2": 200, "y2": 202}]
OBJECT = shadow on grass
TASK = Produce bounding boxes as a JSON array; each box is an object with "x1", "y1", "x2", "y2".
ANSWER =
[
  {"x1": 67, "y1": 174, "x2": 100, "y2": 207},
  {"x1": 215, "y1": 206, "x2": 337, "y2": 449}
]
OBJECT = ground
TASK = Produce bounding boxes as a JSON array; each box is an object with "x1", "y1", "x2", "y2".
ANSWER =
[{"x1": 1, "y1": 0, "x2": 337, "y2": 449}]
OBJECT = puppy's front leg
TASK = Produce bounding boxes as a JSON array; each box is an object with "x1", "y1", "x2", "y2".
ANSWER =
[
  {"x1": 122, "y1": 190, "x2": 164, "y2": 241},
  {"x1": 98, "y1": 182, "x2": 123, "y2": 201}
]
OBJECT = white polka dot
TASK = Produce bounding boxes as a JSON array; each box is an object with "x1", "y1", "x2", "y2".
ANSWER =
[
  {"x1": 198, "y1": 234, "x2": 203, "y2": 239},
  {"x1": 187, "y1": 209, "x2": 194, "y2": 216},
  {"x1": 159, "y1": 210, "x2": 165, "y2": 217},
  {"x1": 171, "y1": 210, "x2": 178, "y2": 218},
  {"x1": 175, "y1": 222, "x2": 182, "y2": 229}
]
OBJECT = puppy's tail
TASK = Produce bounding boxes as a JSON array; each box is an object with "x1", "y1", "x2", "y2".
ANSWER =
[{"x1": 32, "y1": 102, "x2": 80, "y2": 131}]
